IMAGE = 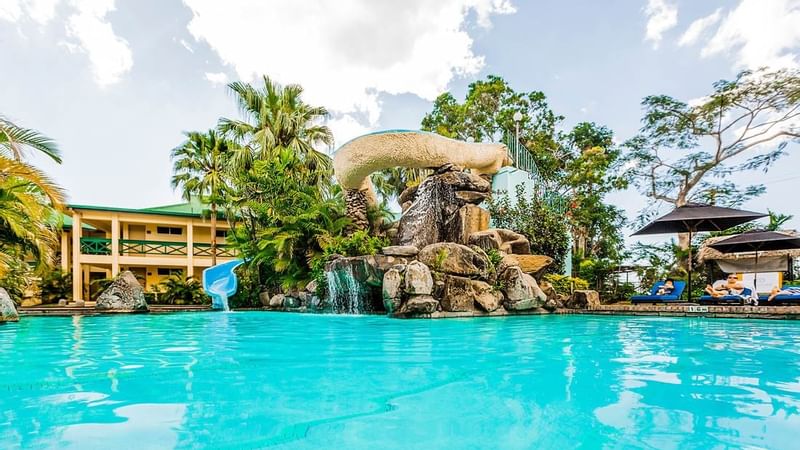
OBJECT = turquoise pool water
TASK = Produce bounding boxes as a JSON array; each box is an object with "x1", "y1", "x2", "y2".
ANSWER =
[{"x1": 2, "y1": 313, "x2": 799, "y2": 449}]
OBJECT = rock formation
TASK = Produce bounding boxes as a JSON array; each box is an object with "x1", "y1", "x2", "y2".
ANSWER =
[
  {"x1": 0, "y1": 288, "x2": 19, "y2": 322},
  {"x1": 95, "y1": 271, "x2": 148, "y2": 312}
]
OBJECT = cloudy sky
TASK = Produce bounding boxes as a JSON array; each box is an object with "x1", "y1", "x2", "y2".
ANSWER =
[{"x1": 2, "y1": 0, "x2": 799, "y2": 236}]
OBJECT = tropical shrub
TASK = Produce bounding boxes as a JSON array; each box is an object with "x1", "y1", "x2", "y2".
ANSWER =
[
  {"x1": 40, "y1": 269, "x2": 71, "y2": 304},
  {"x1": 158, "y1": 276, "x2": 210, "y2": 305},
  {"x1": 544, "y1": 274, "x2": 589, "y2": 296},
  {"x1": 488, "y1": 184, "x2": 570, "y2": 273}
]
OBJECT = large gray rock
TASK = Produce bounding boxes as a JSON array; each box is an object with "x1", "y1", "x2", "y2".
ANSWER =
[
  {"x1": 441, "y1": 275, "x2": 476, "y2": 312},
  {"x1": 382, "y1": 245, "x2": 419, "y2": 257},
  {"x1": 472, "y1": 280, "x2": 503, "y2": 312},
  {"x1": 382, "y1": 268, "x2": 404, "y2": 313},
  {"x1": 269, "y1": 294, "x2": 285, "y2": 308},
  {"x1": 404, "y1": 261, "x2": 433, "y2": 295},
  {"x1": 418, "y1": 243, "x2": 490, "y2": 278},
  {"x1": 455, "y1": 190, "x2": 490, "y2": 205},
  {"x1": 565, "y1": 290, "x2": 601, "y2": 309},
  {"x1": 399, "y1": 295, "x2": 439, "y2": 315},
  {"x1": 501, "y1": 267, "x2": 546, "y2": 311},
  {"x1": 469, "y1": 229, "x2": 531, "y2": 255},
  {"x1": 95, "y1": 271, "x2": 148, "y2": 312},
  {"x1": 437, "y1": 170, "x2": 491, "y2": 192},
  {"x1": 0, "y1": 288, "x2": 19, "y2": 322}
]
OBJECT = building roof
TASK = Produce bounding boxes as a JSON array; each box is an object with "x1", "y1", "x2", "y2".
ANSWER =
[{"x1": 68, "y1": 198, "x2": 218, "y2": 219}]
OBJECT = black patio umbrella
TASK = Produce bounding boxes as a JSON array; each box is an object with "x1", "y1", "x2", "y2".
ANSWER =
[
  {"x1": 632, "y1": 204, "x2": 767, "y2": 300},
  {"x1": 709, "y1": 231, "x2": 800, "y2": 293}
]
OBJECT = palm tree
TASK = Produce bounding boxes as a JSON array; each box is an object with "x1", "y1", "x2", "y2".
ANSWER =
[
  {"x1": 0, "y1": 116, "x2": 64, "y2": 277},
  {"x1": 219, "y1": 76, "x2": 334, "y2": 184},
  {"x1": 0, "y1": 157, "x2": 65, "y2": 275},
  {"x1": 0, "y1": 116, "x2": 61, "y2": 163},
  {"x1": 171, "y1": 130, "x2": 232, "y2": 266}
]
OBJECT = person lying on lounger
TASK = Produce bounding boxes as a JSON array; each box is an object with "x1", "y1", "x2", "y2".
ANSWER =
[
  {"x1": 705, "y1": 274, "x2": 745, "y2": 298},
  {"x1": 656, "y1": 278, "x2": 676, "y2": 295},
  {"x1": 767, "y1": 286, "x2": 800, "y2": 302}
]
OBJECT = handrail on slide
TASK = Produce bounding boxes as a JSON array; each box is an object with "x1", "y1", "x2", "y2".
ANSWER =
[{"x1": 203, "y1": 259, "x2": 245, "y2": 310}]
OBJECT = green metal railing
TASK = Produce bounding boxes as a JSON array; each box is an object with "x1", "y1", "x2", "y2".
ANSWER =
[
  {"x1": 502, "y1": 134, "x2": 568, "y2": 213},
  {"x1": 80, "y1": 237, "x2": 236, "y2": 258},
  {"x1": 80, "y1": 237, "x2": 112, "y2": 255},
  {"x1": 193, "y1": 243, "x2": 236, "y2": 258},
  {"x1": 120, "y1": 239, "x2": 188, "y2": 256}
]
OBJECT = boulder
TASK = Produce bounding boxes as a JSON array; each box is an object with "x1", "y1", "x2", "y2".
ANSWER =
[
  {"x1": 437, "y1": 170, "x2": 491, "y2": 192},
  {"x1": 305, "y1": 280, "x2": 318, "y2": 293},
  {"x1": 566, "y1": 290, "x2": 600, "y2": 309},
  {"x1": 468, "y1": 229, "x2": 530, "y2": 254},
  {"x1": 269, "y1": 294, "x2": 285, "y2": 308},
  {"x1": 540, "y1": 280, "x2": 558, "y2": 301},
  {"x1": 468, "y1": 230, "x2": 502, "y2": 251},
  {"x1": 441, "y1": 275, "x2": 477, "y2": 312},
  {"x1": 512, "y1": 255, "x2": 554, "y2": 279},
  {"x1": 455, "y1": 190, "x2": 490, "y2": 205},
  {"x1": 259, "y1": 291, "x2": 272, "y2": 306},
  {"x1": 404, "y1": 261, "x2": 433, "y2": 295},
  {"x1": 399, "y1": 295, "x2": 439, "y2": 315},
  {"x1": 435, "y1": 162, "x2": 464, "y2": 174},
  {"x1": 0, "y1": 288, "x2": 19, "y2": 322},
  {"x1": 449, "y1": 205, "x2": 490, "y2": 244},
  {"x1": 398, "y1": 184, "x2": 419, "y2": 205},
  {"x1": 382, "y1": 268, "x2": 404, "y2": 313},
  {"x1": 284, "y1": 296, "x2": 301, "y2": 308},
  {"x1": 395, "y1": 175, "x2": 459, "y2": 249},
  {"x1": 472, "y1": 280, "x2": 503, "y2": 312},
  {"x1": 501, "y1": 267, "x2": 546, "y2": 311},
  {"x1": 542, "y1": 298, "x2": 562, "y2": 312},
  {"x1": 58, "y1": 299, "x2": 68, "y2": 306},
  {"x1": 418, "y1": 243, "x2": 490, "y2": 278},
  {"x1": 74, "y1": 299, "x2": 85, "y2": 307},
  {"x1": 95, "y1": 271, "x2": 148, "y2": 312},
  {"x1": 382, "y1": 245, "x2": 419, "y2": 257}
]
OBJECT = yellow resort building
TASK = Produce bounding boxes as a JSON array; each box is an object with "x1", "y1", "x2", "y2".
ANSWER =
[{"x1": 61, "y1": 200, "x2": 236, "y2": 301}]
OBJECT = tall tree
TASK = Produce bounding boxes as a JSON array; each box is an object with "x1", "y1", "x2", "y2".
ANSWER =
[
  {"x1": 0, "y1": 116, "x2": 61, "y2": 163},
  {"x1": 421, "y1": 75, "x2": 564, "y2": 180},
  {"x1": 624, "y1": 68, "x2": 800, "y2": 248},
  {"x1": 219, "y1": 75, "x2": 334, "y2": 186},
  {"x1": 171, "y1": 130, "x2": 232, "y2": 266},
  {"x1": 0, "y1": 117, "x2": 64, "y2": 277},
  {"x1": 563, "y1": 122, "x2": 627, "y2": 261}
]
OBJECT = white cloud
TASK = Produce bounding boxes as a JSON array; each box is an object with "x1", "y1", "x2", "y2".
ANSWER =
[
  {"x1": 678, "y1": 8, "x2": 721, "y2": 47},
  {"x1": 204, "y1": 71, "x2": 227, "y2": 86},
  {"x1": 0, "y1": 0, "x2": 59, "y2": 23},
  {"x1": 64, "y1": 0, "x2": 132, "y2": 86},
  {"x1": 644, "y1": 0, "x2": 678, "y2": 49},
  {"x1": 179, "y1": 38, "x2": 193, "y2": 53},
  {"x1": 700, "y1": 0, "x2": 800, "y2": 70},
  {"x1": 182, "y1": 0, "x2": 516, "y2": 146},
  {"x1": 1, "y1": 0, "x2": 132, "y2": 86}
]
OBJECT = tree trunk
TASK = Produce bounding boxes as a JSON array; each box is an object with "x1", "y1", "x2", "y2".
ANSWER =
[{"x1": 211, "y1": 203, "x2": 217, "y2": 266}]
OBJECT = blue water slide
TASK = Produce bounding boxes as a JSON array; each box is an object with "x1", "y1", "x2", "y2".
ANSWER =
[{"x1": 202, "y1": 259, "x2": 245, "y2": 310}]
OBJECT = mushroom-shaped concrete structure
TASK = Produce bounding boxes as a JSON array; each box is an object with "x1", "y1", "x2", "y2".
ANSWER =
[{"x1": 333, "y1": 130, "x2": 512, "y2": 229}]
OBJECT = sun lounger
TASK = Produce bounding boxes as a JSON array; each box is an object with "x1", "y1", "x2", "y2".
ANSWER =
[
  {"x1": 758, "y1": 285, "x2": 800, "y2": 304},
  {"x1": 630, "y1": 281, "x2": 686, "y2": 304},
  {"x1": 699, "y1": 287, "x2": 753, "y2": 305}
]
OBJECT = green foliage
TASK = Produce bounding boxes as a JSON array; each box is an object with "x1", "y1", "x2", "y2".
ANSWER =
[
  {"x1": 488, "y1": 184, "x2": 570, "y2": 273},
  {"x1": 544, "y1": 274, "x2": 589, "y2": 295},
  {"x1": 157, "y1": 276, "x2": 210, "y2": 305},
  {"x1": 431, "y1": 248, "x2": 449, "y2": 272},
  {"x1": 0, "y1": 257, "x2": 34, "y2": 304},
  {"x1": 623, "y1": 68, "x2": 800, "y2": 228},
  {"x1": 486, "y1": 249, "x2": 504, "y2": 269},
  {"x1": 318, "y1": 230, "x2": 388, "y2": 258},
  {"x1": 39, "y1": 269, "x2": 71, "y2": 304},
  {"x1": 563, "y1": 122, "x2": 627, "y2": 263},
  {"x1": 421, "y1": 75, "x2": 565, "y2": 179}
]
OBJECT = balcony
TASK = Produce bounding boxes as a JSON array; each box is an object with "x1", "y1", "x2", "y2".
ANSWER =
[{"x1": 79, "y1": 238, "x2": 235, "y2": 257}]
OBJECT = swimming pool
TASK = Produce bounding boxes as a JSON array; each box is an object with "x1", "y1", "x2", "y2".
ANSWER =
[{"x1": 2, "y1": 313, "x2": 799, "y2": 449}]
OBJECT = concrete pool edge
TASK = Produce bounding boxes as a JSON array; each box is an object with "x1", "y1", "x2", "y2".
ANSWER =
[{"x1": 15, "y1": 304, "x2": 800, "y2": 320}]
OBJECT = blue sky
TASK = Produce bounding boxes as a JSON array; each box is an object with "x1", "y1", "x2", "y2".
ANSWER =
[{"x1": 1, "y1": 0, "x2": 799, "y2": 241}]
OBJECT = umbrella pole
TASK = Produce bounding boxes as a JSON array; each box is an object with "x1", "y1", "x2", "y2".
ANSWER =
[{"x1": 687, "y1": 229, "x2": 693, "y2": 302}]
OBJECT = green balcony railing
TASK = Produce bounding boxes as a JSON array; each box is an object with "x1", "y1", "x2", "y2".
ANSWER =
[
  {"x1": 80, "y1": 238, "x2": 237, "y2": 258},
  {"x1": 120, "y1": 239, "x2": 188, "y2": 256},
  {"x1": 193, "y1": 243, "x2": 236, "y2": 258},
  {"x1": 503, "y1": 134, "x2": 568, "y2": 213},
  {"x1": 80, "y1": 237, "x2": 112, "y2": 255}
]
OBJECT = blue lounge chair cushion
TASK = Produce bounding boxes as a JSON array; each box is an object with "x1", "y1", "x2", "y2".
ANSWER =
[
  {"x1": 630, "y1": 281, "x2": 686, "y2": 303},
  {"x1": 699, "y1": 288, "x2": 753, "y2": 304}
]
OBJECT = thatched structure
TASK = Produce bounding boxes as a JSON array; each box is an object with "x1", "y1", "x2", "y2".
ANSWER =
[{"x1": 697, "y1": 231, "x2": 800, "y2": 263}]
